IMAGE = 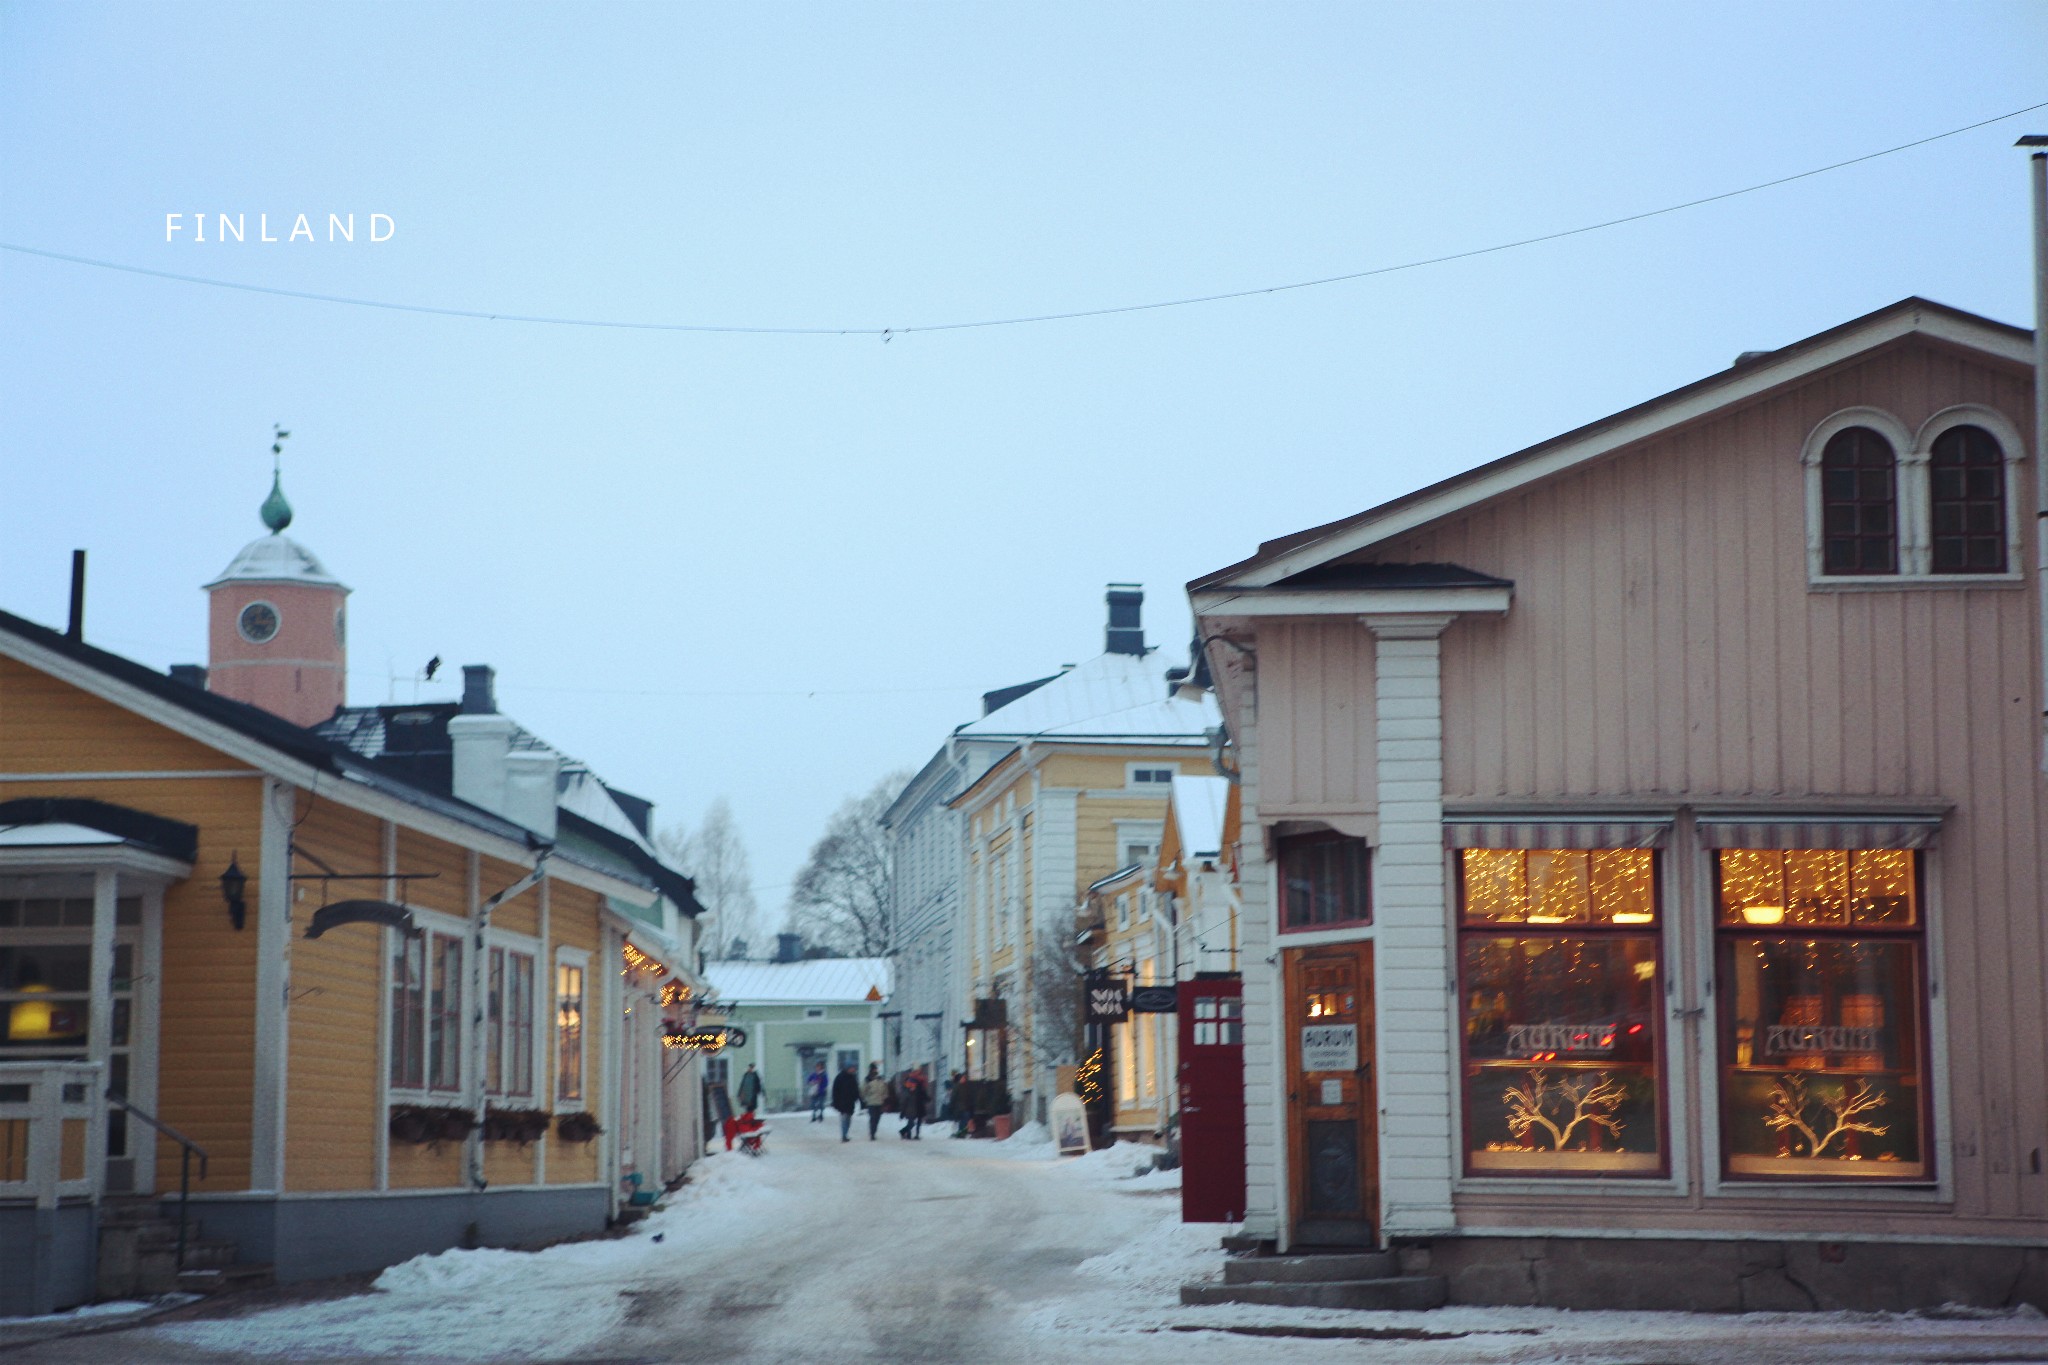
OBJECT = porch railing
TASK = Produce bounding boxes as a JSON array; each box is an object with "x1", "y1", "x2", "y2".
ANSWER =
[
  {"x1": 104, "y1": 1090, "x2": 208, "y2": 1270},
  {"x1": 0, "y1": 1061, "x2": 106, "y2": 1209}
]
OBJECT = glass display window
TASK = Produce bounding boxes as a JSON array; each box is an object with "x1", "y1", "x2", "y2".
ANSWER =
[
  {"x1": 1457, "y1": 849, "x2": 1663, "y2": 1176},
  {"x1": 1716, "y1": 850, "x2": 1927, "y2": 1181}
]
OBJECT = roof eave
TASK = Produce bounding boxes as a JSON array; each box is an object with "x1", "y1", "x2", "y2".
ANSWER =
[{"x1": 1192, "y1": 299, "x2": 2033, "y2": 592}]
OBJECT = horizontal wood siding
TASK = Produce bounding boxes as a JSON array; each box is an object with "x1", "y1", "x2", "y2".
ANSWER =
[
  {"x1": 0, "y1": 657, "x2": 245, "y2": 772},
  {"x1": 1366, "y1": 338, "x2": 2044, "y2": 1229},
  {"x1": 284, "y1": 800, "x2": 384, "y2": 1192},
  {"x1": 548, "y1": 883, "x2": 602, "y2": 1186},
  {"x1": 481, "y1": 855, "x2": 539, "y2": 939}
]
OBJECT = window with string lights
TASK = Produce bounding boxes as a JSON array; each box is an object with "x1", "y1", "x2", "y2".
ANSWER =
[
  {"x1": 1457, "y1": 849, "x2": 1664, "y2": 1176},
  {"x1": 1714, "y1": 849, "x2": 1926, "y2": 1181}
]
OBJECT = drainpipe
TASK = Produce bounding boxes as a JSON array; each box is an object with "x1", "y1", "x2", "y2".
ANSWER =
[
  {"x1": 469, "y1": 853, "x2": 550, "y2": 1191},
  {"x1": 2024, "y1": 136, "x2": 2048, "y2": 774}
]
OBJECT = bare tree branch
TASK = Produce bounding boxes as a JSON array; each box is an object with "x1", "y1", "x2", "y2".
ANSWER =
[
  {"x1": 658, "y1": 796, "x2": 760, "y2": 960},
  {"x1": 786, "y1": 771, "x2": 911, "y2": 957}
]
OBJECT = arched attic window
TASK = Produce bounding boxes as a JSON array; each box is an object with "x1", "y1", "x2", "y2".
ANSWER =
[
  {"x1": 1929, "y1": 425, "x2": 2007, "y2": 574},
  {"x1": 1819, "y1": 427, "x2": 1898, "y2": 576}
]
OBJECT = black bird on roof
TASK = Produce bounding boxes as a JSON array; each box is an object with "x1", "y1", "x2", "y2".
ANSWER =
[{"x1": 423, "y1": 656, "x2": 441, "y2": 681}]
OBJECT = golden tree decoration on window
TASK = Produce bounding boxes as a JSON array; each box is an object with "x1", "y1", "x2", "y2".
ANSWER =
[
  {"x1": 1502, "y1": 1068, "x2": 1628, "y2": 1151},
  {"x1": 1763, "y1": 1072, "x2": 1889, "y2": 1158}
]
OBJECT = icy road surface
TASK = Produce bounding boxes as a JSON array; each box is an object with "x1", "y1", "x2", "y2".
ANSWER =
[{"x1": 11, "y1": 1113, "x2": 2048, "y2": 1363}]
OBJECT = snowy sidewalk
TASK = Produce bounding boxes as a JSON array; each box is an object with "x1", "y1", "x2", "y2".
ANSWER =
[{"x1": 8, "y1": 1114, "x2": 2046, "y2": 1363}]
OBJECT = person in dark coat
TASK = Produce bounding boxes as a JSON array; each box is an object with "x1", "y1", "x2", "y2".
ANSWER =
[
  {"x1": 736, "y1": 1063, "x2": 763, "y2": 1114},
  {"x1": 950, "y1": 1071, "x2": 973, "y2": 1138},
  {"x1": 897, "y1": 1069, "x2": 930, "y2": 1140},
  {"x1": 830, "y1": 1063, "x2": 861, "y2": 1142}
]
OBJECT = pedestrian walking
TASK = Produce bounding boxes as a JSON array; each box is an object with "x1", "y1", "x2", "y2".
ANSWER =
[
  {"x1": 830, "y1": 1063, "x2": 860, "y2": 1142},
  {"x1": 861, "y1": 1063, "x2": 890, "y2": 1141},
  {"x1": 736, "y1": 1063, "x2": 763, "y2": 1114},
  {"x1": 951, "y1": 1071, "x2": 972, "y2": 1138},
  {"x1": 805, "y1": 1061, "x2": 828, "y2": 1122},
  {"x1": 898, "y1": 1069, "x2": 930, "y2": 1140}
]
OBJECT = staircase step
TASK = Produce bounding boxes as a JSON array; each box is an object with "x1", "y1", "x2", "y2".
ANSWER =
[
  {"x1": 1223, "y1": 1251, "x2": 1400, "y2": 1284},
  {"x1": 1181, "y1": 1275, "x2": 1448, "y2": 1311},
  {"x1": 177, "y1": 1262, "x2": 276, "y2": 1295}
]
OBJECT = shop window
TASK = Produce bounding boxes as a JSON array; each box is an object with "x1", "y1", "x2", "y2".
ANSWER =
[
  {"x1": 1458, "y1": 849, "x2": 1663, "y2": 1176},
  {"x1": 1279, "y1": 833, "x2": 1371, "y2": 931},
  {"x1": 556, "y1": 959, "x2": 585, "y2": 1105},
  {"x1": 1716, "y1": 849, "x2": 1926, "y2": 1181}
]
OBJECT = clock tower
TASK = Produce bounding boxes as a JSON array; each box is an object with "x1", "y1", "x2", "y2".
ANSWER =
[{"x1": 205, "y1": 467, "x2": 350, "y2": 727}]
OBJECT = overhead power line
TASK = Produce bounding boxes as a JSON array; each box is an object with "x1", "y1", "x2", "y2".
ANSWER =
[{"x1": 3, "y1": 99, "x2": 2043, "y2": 337}]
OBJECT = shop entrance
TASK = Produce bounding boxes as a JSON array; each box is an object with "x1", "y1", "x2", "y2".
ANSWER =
[
  {"x1": 1176, "y1": 975, "x2": 1245, "y2": 1222},
  {"x1": 1283, "y1": 941, "x2": 1377, "y2": 1246}
]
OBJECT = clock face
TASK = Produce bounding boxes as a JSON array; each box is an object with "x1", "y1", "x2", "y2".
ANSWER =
[{"x1": 238, "y1": 600, "x2": 281, "y2": 644}]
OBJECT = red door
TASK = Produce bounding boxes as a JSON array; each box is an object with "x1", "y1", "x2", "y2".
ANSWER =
[{"x1": 1177, "y1": 976, "x2": 1246, "y2": 1223}]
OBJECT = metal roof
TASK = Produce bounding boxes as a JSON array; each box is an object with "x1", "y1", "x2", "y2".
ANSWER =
[
  {"x1": 955, "y1": 650, "x2": 1217, "y2": 743},
  {"x1": 704, "y1": 957, "x2": 892, "y2": 1005}
]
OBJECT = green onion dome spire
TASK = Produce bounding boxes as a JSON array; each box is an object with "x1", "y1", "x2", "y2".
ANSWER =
[
  {"x1": 260, "y1": 424, "x2": 293, "y2": 532},
  {"x1": 260, "y1": 470, "x2": 293, "y2": 533}
]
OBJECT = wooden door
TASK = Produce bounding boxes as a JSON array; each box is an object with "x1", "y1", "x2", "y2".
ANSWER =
[
  {"x1": 1283, "y1": 942, "x2": 1378, "y2": 1246},
  {"x1": 1176, "y1": 976, "x2": 1245, "y2": 1223}
]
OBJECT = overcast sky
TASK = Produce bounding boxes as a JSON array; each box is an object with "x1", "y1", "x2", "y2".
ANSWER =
[{"x1": 2, "y1": 3, "x2": 2042, "y2": 913}]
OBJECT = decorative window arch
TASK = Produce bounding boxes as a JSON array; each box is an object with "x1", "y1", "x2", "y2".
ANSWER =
[
  {"x1": 1803, "y1": 405, "x2": 2026, "y2": 583},
  {"x1": 1803, "y1": 408, "x2": 1912, "y2": 581},
  {"x1": 1915, "y1": 405, "x2": 2027, "y2": 579}
]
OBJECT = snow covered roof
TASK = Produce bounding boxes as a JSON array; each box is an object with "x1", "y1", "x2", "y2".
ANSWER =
[
  {"x1": 704, "y1": 957, "x2": 892, "y2": 1006},
  {"x1": 0, "y1": 822, "x2": 124, "y2": 847},
  {"x1": 1168, "y1": 775, "x2": 1230, "y2": 858},
  {"x1": 205, "y1": 533, "x2": 347, "y2": 590},
  {"x1": 955, "y1": 651, "x2": 1217, "y2": 744}
]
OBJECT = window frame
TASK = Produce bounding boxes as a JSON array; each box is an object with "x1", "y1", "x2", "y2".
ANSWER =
[
  {"x1": 1125, "y1": 763, "x2": 1177, "y2": 789},
  {"x1": 386, "y1": 908, "x2": 469, "y2": 1101},
  {"x1": 1803, "y1": 405, "x2": 2025, "y2": 587},
  {"x1": 553, "y1": 948, "x2": 590, "y2": 1111},
  {"x1": 1276, "y1": 831, "x2": 1373, "y2": 935},
  {"x1": 1708, "y1": 848, "x2": 1936, "y2": 1187},
  {"x1": 484, "y1": 933, "x2": 540, "y2": 1101},
  {"x1": 1453, "y1": 848, "x2": 1670, "y2": 1181}
]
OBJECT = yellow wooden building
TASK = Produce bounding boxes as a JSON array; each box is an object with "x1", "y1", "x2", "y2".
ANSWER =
[{"x1": 0, "y1": 494, "x2": 701, "y2": 1309}]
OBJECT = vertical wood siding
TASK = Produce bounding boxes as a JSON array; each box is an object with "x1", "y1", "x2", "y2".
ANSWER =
[
  {"x1": 1351, "y1": 338, "x2": 2046, "y2": 1230},
  {"x1": 1254, "y1": 622, "x2": 1378, "y2": 815}
]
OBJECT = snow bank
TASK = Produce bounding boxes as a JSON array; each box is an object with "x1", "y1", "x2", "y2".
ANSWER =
[{"x1": 1075, "y1": 1210, "x2": 1228, "y2": 1293}]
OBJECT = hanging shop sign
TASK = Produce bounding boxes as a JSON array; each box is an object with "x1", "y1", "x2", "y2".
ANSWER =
[
  {"x1": 1300, "y1": 1023, "x2": 1358, "y2": 1073},
  {"x1": 621, "y1": 940, "x2": 669, "y2": 981},
  {"x1": 1128, "y1": 986, "x2": 1178, "y2": 1014},
  {"x1": 1086, "y1": 978, "x2": 1129, "y2": 1023},
  {"x1": 663, "y1": 1024, "x2": 748, "y2": 1052}
]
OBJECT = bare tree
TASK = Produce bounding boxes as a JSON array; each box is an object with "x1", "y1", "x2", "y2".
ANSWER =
[
  {"x1": 658, "y1": 797, "x2": 760, "y2": 961},
  {"x1": 1025, "y1": 925, "x2": 1087, "y2": 1073},
  {"x1": 786, "y1": 770, "x2": 910, "y2": 956}
]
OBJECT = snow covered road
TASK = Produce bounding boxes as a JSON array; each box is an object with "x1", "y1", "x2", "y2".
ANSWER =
[{"x1": 10, "y1": 1115, "x2": 2048, "y2": 1363}]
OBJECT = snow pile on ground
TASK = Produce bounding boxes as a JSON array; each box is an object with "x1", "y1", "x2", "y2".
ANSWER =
[
  {"x1": 1119, "y1": 1162, "x2": 1180, "y2": 1191},
  {"x1": 1075, "y1": 1209, "x2": 1228, "y2": 1293},
  {"x1": 159, "y1": 1151, "x2": 786, "y2": 1362},
  {"x1": 1058, "y1": 1139, "x2": 1159, "y2": 1180}
]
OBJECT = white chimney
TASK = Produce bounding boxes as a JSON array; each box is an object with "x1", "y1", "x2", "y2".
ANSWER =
[
  {"x1": 504, "y1": 750, "x2": 560, "y2": 840},
  {"x1": 449, "y1": 712, "x2": 515, "y2": 817},
  {"x1": 446, "y1": 663, "x2": 560, "y2": 838}
]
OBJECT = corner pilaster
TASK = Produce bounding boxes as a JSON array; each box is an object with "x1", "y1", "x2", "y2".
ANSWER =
[{"x1": 1362, "y1": 614, "x2": 1457, "y2": 1235}]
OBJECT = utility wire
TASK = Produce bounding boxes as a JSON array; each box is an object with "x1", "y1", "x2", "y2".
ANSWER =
[{"x1": 3, "y1": 99, "x2": 2042, "y2": 337}]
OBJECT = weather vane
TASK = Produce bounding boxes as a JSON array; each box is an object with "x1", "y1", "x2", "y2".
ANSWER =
[{"x1": 260, "y1": 424, "x2": 295, "y2": 533}]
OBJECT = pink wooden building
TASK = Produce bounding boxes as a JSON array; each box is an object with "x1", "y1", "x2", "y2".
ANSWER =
[{"x1": 1190, "y1": 298, "x2": 2047, "y2": 1309}]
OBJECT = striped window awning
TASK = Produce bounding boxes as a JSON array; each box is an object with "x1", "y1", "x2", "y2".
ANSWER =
[
  {"x1": 1443, "y1": 820, "x2": 1671, "y2": 850},
  {"x1": 1696, "y1": 815, "x2": 1942, "y2": 851}
]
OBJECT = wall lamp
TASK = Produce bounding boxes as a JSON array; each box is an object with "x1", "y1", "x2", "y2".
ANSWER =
[{"x1": 220, "y1": 854, "x2": 248, "y2": 931}]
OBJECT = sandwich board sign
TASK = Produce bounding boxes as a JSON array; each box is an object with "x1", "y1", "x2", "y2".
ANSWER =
[{"x1": 1050, "y1": 1092, "x2": 1091, "y2": 1155}]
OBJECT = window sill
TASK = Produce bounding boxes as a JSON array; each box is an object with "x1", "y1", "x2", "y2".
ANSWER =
[
  {"x1": 1275, "y1": 922, "x2": 1376, "y2": 949},
  {"x1": 1808, "y1": 573, "x2": 2023, "y2": 591}
]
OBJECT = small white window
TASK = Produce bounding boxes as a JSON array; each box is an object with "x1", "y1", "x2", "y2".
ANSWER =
[{"x1": 1128, "y1": 765, "x2": 1175, "y2": 787}]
